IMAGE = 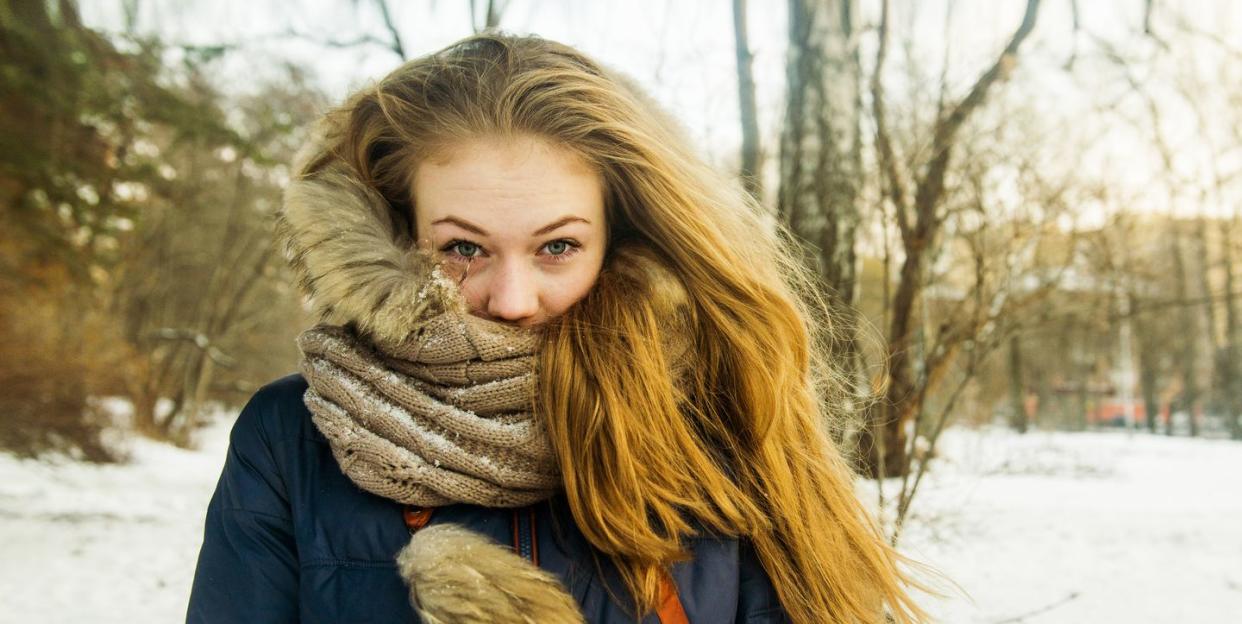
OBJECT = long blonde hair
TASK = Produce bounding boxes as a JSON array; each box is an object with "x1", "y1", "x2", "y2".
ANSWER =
[{"x1": 310, "y1": 33, "x2": 927, "y2": 624}]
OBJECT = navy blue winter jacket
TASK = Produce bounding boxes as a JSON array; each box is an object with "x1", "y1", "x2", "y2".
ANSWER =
[{"x1": 186, "y1": 374, "x2": 791, "y2": 623}]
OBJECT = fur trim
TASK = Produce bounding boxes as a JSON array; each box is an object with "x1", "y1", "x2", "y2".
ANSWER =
[
  {"x1": 277, "y1": 132, "x2": 462, "y2": 348},
  {"x1": 398, "y1": 524, "x2": 585, "y2": 624}
]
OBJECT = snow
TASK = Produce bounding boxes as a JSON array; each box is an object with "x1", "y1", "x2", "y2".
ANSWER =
[
  {"x1": 894, "y1": 428, "x2": 1242, "y2": 623},
  {"x1": 1, "y1": 419, "x2": 1239, "y2": 623},
  {"x1": 0, "y1": 412, "x2": 233, "y2": 624}
]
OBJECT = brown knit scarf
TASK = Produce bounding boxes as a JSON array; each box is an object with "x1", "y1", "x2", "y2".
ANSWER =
[{"x1": 297, "y1": 302, "x2": 560, "y2": 508}]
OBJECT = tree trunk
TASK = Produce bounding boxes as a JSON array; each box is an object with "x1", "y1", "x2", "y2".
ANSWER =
[
  {"x1": 1008, "y1": 334, "x2": 1029, "y2": 433},
  {"x1": 1130, "y1": 294, "x2": 1161, "y2": 433},
  {"x1": 1193, "y1": 216, "x2": 1228, "y2": 435},
  {"x1": 470, "y1": 0, "x2": 505, "y2": 32},
  {"x1": 859, "y1": 0, "x2": 1043, "y2": 478},
  {"x1": 1222, "y1": 217, "x2": 1242, "y2": 439},
  {"x1": 778, "y1": 0, "x2": 868, "y2": 453},
  {"x1": 778, "y1": 0, "x2": 861, "y2": 298},
  {"x1": 732, "y1": 0, "x2": 763, "y2": 200},
  {"x1": 1171, "y1": 226, "x2": 1199, "y2": 436}
]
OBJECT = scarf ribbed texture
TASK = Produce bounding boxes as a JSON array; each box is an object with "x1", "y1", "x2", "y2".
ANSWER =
[{"x1": 297, "y1": 309, "x2": 560, "y2": 508}]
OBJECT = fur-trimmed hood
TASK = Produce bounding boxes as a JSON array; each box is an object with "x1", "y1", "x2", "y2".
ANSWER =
[{"x1": 276, "y1": 122, "x2": 462, "y2": 350}]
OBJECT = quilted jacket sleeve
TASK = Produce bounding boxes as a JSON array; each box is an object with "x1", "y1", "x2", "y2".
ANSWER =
[{"x1": 186, "y1": 384, "x2": 300, "y2": 623}]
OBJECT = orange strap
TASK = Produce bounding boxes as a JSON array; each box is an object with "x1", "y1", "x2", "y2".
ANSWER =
[
  {"x1": 657, "y1": 572, "x2": 689, "y2": 624},
  {"x1": 403, "y1": 506, "x2": 434, "y2": 532}
]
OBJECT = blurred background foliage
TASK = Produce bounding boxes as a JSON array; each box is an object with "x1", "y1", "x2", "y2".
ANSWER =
[{"x1": 0, "y1": 0, "x2": 318, "y2": 457}]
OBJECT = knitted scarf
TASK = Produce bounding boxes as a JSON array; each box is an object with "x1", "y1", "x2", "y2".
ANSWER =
[{"x1": 296, "y1": 302, "x2": 559, "y2": 508}]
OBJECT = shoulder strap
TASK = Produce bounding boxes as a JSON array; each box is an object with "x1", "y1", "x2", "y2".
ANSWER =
[
  {"x1": 403, "y1": 505, "x2": 434, "y2": 532},
  {"x1": 656, "y1": 572, "x2": 690, "y2": 624}
]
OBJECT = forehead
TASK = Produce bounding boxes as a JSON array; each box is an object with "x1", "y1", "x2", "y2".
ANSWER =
[{"x1": 412, "y1": 135, "x2": 604, "y2": 230}]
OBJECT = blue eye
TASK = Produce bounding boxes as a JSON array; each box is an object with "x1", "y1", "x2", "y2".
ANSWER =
[
  {"x1": 545, "y1": 240, "x2": 569, "y2": 255},
  {"x1": 447, "y1": 241, "x2": 481, "y2": 258}
]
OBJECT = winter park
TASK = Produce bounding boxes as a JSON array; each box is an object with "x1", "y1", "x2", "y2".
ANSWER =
[{"x1": 3, "y1": 1, "x2": 1242, "y2": 623}]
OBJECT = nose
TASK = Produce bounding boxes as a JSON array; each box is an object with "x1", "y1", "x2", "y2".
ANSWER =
[{"x1": 482, "y1": 259, "x2": 541, "y2": 325}]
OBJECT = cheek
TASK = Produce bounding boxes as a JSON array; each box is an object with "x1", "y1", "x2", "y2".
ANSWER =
[
  {"x1": 438, "y1": 263, "x2": 484, "y2": 309},
  {"x1": 542, "y1": 261, "x2": 603, "y2": 315}
]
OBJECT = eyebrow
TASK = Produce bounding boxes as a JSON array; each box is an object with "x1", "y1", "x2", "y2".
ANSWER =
[{"x1": 431, "y1": 215, "x2": 591, "y2": 237}]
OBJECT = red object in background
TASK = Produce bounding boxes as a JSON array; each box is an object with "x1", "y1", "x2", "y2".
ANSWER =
[{"x1": 1088, "y1": 401, "x2": 1171, "y2": 426}]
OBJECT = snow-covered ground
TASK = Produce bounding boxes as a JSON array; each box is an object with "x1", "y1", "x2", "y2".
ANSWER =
[
  {"x1": 1, "y1": 419, "x2": 1239, "y2": 623},
  {"x1": 0, "y1": 413, "x2": 233, "y2": 624},
  {"x1": 896, "y1": 428, "x2": 1242, "y2": 623}
]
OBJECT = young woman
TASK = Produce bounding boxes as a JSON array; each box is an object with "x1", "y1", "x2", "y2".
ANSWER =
[{"x1": 187, "y1": 33, "x2": 927, "y2": 624}]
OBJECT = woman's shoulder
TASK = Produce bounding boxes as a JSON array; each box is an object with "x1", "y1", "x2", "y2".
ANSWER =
[
  {"x1": 229, "y1": 373, "x2": 316, "y2": 450},
  {"x1": 243, "y1": 372, "x2": 310, "y2": 409}
]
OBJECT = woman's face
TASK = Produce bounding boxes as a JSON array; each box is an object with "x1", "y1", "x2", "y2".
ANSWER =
[{"x1": 412, "y1": 134, "x2": 607, "y2": 328}]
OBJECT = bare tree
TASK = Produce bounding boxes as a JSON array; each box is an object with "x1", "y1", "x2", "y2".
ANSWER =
[
  {"x1": 887, "y1": 143, "x2": 1078, "y2": 540},
  {"x1": 777, "y1": 0, "x2": 867, "y2": 429},
  {"x1": 859, "y1": 0, "x2": 1043, "y2": 478},
  {"x1": 470, "y1": 0, "x2": 506, "y2": 32},
  {"x1": 372, "y1": 0, "x2": 408, "y2": 60},
  {"x1": 111, "y1": 74, "x2": 322, "y2": 445},
  {"x1": 1170, "y1": 226, "x2": 1201, "y2": 435},
  {"x1": 732, "y1": 0, "x2": 763, "y2": 200}
]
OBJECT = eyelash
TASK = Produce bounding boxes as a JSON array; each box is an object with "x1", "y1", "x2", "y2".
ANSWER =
[{"x1": 439, "y1": 238, "x2": 583, "y2": 263}]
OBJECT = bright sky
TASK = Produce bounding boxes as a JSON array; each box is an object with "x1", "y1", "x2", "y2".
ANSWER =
[{"x1": 78, "y1": 0, "x2": 1242, "y2": 222}]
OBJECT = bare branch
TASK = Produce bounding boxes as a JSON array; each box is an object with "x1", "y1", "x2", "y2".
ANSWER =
[
  {"x1": 172, "y1": 29, "x2": 403, "y2": 60},
  {"x1": 922, "y1": 0, "x2": 1041, "y2": 204},
  {"x1": 871, "y1": 0, "x2": 912, "y2": 239},
  {"x1": 148, "y1": 329, "x2": 235, "y2": 367},
  {"x1": 990, "y1": 593, "x2": 1082, "y2": 624},
  {"x1": 373, "y1": 0, "x2": 407, "y2": 60},
  {"x1": 1168, "y1": 9, "x2": 1242, "y2": 61},
  {"x1": 1065, "y1": 0, "x2": 1080, "y2": 70}
]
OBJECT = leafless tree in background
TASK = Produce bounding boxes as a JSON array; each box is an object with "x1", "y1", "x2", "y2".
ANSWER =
[
  {"x1": 777, "y1": 0, "x2": 867, "y2": 434},
  {"x1": 732, "y1": 0, "x2": 763, "y2": 200},
  {"x1": 470, "y1": 0, "x2": 506, "y2": 33},
  {"x1": 858, "y1": 0, "x2": 1043, "y2": 478}
]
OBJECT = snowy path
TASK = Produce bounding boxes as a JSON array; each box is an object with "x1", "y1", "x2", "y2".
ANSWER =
[{"x1": 1, "y1": 421, "x2": 1239, "y2": 623}]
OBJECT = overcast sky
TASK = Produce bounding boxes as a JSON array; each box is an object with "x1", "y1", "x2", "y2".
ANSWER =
[
  {"x1": 76, "y1": 1, "x2": 1073, "y2": 157},
  {"x1": 78, "y1": 1, "x2": 1242, "y2": 221}
]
